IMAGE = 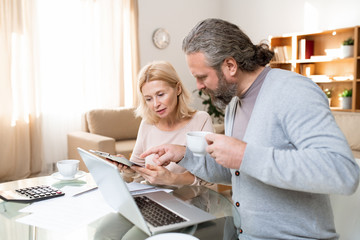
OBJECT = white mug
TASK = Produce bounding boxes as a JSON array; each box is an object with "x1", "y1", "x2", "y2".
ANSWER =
[
  {"x1": 186, "y1": 131, "x2": 212, "y2": 157},
  {"x1": 57, "y1": 160, "x2": 79, "y2": 179}
]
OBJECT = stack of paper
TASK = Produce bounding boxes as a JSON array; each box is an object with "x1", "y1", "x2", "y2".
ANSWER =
[
  {"x1": 17, "y1": 185, "x2": 113, "y2": 232},
  {"x1": 16, "y1": 182, "x2": 171, "y2": 233}
]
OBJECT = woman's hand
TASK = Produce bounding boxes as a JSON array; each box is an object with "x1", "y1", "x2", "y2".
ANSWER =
[
  {"x1": 132, "y1": 164, "x2": 176, "y2": 186},
  {"x1": 104, "y1": 154, "x2": 135, "y2": 174}
]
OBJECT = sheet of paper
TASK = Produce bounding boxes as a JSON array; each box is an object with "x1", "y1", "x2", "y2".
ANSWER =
[
  {"x1": 19, "y1": 185, "x2": 101, "y2": 213},
  {"x1": 16, "y1": 183, "x2": 172, "y2": 232},
  {"x1": 127, "y1": 181, "x2": 172, "y2": 194},
  {"x1": 17, "y1": 186, "x2": 113, "y2": 232},
  {"x1": 71, "y1": 182, "x2": 172, "y2": 197},
  {"x1": 127, "y1": 181, "x2": 156, "y2": 191}
]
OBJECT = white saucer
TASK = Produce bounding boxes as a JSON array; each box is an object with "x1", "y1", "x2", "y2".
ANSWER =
[
  {"x1": 51, "y1": 171, "x2": 85, "y2": 181},
  {"x1": 146, "y1": 233, "x2": 199, "y2": 240}
]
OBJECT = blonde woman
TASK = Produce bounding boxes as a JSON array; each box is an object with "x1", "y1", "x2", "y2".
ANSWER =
[{"x1": 118, "y1": 61, "x2": 214, "y2": 186}]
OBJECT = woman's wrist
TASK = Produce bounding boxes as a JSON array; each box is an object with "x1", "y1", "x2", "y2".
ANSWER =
[
  {"x1": 171, "y1": 172, "x2": 195, "y2": 186},
  {"x1": 190, "y1": 176, "x2": 200, "y2": 186}
]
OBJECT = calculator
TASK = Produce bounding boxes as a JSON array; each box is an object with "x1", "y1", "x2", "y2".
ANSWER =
[{"x1": 0, "y1": 185, "x2": 65, "y2": 203}]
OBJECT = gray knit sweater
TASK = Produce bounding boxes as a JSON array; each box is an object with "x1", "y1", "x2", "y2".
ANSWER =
[{"x1": 180, "y1": 68, "x2": 359, "y2": 239}]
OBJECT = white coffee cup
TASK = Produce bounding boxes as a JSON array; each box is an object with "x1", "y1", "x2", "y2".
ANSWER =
[
  {"x1": 57, "y1": 160, "x2": 80, "y2": 179},
  {"x1": 186, "y1": 131, "x2": 212, "y2": 157}
]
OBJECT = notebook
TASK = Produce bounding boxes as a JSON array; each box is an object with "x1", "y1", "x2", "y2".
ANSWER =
[{"x1": 77, "y1": 147, "x2": 215, "y2": 236}]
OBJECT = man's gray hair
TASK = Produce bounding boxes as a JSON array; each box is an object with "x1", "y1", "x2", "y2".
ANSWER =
[{"x1": 182, "y1": 18, "x2": 274, "y2": 72}]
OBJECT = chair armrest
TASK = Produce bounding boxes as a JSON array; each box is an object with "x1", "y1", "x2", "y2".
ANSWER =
[{"x1": 67, "y1": 131, "x2": 116, "y2": 171}]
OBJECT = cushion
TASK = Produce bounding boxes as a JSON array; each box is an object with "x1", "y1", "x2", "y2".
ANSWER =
[
  {"x1": 333, "y1": 112, "x2": 360, "y2": 151},
  {"x1": 115, "y1": 139, "x2": 137, "y2": 158},
  {"x1": 86, "y1": 107, "x2": 141, "y2": 140},
  {"x1": 353, "y1": 151, "x2": 360, "y2": 159}
]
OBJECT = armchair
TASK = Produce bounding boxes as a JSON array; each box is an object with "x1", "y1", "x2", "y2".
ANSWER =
[
  {"x1": 332, "y1": 111, "x2": 360, "y2": 158},
  {"x1": 67, "y1": 107, "x2": 141, "y2": 171}
]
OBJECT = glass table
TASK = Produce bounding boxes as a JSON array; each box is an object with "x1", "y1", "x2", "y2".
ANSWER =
[{"x1": 0, "y1": 173, "x2": 240, "y2": 240}]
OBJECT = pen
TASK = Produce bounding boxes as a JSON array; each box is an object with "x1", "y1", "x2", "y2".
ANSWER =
[{"x1": 73, "y1": 187, "x2": 98, "y2": 197}]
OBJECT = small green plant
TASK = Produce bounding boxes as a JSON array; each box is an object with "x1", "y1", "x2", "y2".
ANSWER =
[
  {"x1": 339, "y1": 89, "x2": 352, "y2": 97},
  {"x1": 194, "y1": 89, "x2": 224, "y2": 123},
  {"x1": 343, "y1": 37, "x2": 354, "y2": 46},
  {"x1": 323, "y1": 88, "x2": 332, "y2": 98}
]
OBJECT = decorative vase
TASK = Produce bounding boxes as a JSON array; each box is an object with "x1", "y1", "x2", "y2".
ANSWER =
[
  {"x1": 341, "y1": 45, "x2": 354, "y2": 58},
  {"x1": 341, "y1": 97, "x2": 352, "y2": 109},
  {"x1": 328, "y1": 98, "x2": 332, "y2": 107}
]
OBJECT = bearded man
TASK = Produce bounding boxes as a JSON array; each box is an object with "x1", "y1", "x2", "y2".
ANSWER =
[{"x1": 139, "y1": 18, "x2": 359, "y2": 240}]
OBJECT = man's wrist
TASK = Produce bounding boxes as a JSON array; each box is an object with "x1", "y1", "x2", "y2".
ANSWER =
[
  {"x1": 178, "y1": 147, "x2": 192, "y2": 168},
  {"x1": 176, "y1": 145, "x2": 187, "y2": 163}
]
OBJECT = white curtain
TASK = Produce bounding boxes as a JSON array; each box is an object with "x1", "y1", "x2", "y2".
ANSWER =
[
  {"x1": 0, "y1": 0, "x2": 139, "y2": 181},
  {"x1": 0, "y1": 0, "x2": 41, "y2": 181}
]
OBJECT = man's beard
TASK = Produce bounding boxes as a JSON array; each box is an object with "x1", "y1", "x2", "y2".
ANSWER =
[{"x1": 203, "y1": 70, "x2": 237, "y2": 109}]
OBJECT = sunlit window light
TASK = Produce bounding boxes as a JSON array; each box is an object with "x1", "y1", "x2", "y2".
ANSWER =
[
  {"x1": 11, "y1": 33, "x2": 30, "y2": 127},
  {"x1": 11, "y1": 0, "x2": 134, "y2": 129},
  {"x1": 123, "y1": 12, "x2": 133, "y2": 107}
]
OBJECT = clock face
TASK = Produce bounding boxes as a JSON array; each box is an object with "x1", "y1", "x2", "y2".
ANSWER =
[{"x1": 153, "y1": 28, "x2": 170, "y2": 49}]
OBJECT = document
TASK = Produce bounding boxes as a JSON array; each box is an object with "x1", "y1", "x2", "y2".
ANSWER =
[
  {"x1": 17, "y1": 186, "x2": 113, "y2": 232},
  {"x1": 127, "y1": 181, "x2": 173, "y2": 194},
  {"x1": 16, "y1": 183, "x2": 172, "y2": 232}
]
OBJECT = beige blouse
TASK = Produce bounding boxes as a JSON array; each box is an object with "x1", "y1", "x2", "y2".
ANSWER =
[{"x1": 130, "y1": 111, "x2": 214, "y2": 173}]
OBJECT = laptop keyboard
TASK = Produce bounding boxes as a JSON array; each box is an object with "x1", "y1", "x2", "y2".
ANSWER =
[{"x1": 134, "y1": 195, "x2": 186, "y2": 227}]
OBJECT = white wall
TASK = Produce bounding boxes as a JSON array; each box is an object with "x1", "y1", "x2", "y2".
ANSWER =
[
  {"x1": 223, "y1": 0, "x2": 360, "y2": 44},
  {"x1": 138, "y1": 0, "x2": 222, "y2": 109},
  {"x1": 138, "y1": 0, "x2": 360, "y2": 110}
]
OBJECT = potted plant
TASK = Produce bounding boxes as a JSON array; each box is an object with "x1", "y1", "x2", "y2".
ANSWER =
[
  {"x1": 341, "y1": 37, "x2": 354, "y2": 58},
  {"x1": 339, "y1": 88, "x2": 352, "y2": 109},
  {"x1": 323, "y1": 88, "x2": 332, "y2": 106},
  {"x1": 193, "y1": 89, "x2": 224, "y2": 123}
]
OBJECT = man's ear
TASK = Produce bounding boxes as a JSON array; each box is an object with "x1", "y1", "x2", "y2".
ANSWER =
[{"x1": 222, "y1": 57, "x2": 238, "y2": 77}]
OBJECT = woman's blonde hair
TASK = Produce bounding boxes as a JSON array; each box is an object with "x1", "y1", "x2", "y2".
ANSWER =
[{"x1": 135, "y1": 61, "x2": 195, "y2": 124}]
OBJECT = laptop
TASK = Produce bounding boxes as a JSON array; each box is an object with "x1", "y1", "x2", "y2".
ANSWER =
[{"x1": 77, "y1": 147, "x2": 215, "y2": 236}]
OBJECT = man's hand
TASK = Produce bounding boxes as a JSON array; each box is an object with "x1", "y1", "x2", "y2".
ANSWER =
[
  {"x1": 132, "y1": 164, "x2": 175, "y2": 185},
  {"x1": 140, "y1": 144, "x2": 186, "y2": 166},
  {"x1": 205, "y1": 134, "x2": 246, "y2": 169}
]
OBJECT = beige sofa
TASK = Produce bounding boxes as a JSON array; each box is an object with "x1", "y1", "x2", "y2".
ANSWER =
[
  {"x1": 332, "y1": 111, "x2": 360, "y2": 159},
  {"x1": 67, "y1": 107, "x2": 141, "y2": 171}
]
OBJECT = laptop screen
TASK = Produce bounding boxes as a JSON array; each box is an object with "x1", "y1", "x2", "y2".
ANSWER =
[{"x1": 77, "y1": 147, "x2": 151, "y2": 235}]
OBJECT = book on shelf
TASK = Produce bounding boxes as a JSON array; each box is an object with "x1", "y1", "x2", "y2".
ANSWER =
[
  {"x1": 309, "y1": 75, "x2": 330, "y2": 83},
  {"x1": 300, "y1": 64, "x2": 315, "y2": 76},
  {"x1": 333, "y1": 75, "x2": 354, "y2": 81},
  {"x1": 273, "y1": 47, "x2": 279, "y2": 61},
  {"x1": 298, "y1": 39, "x2": 314, "y2": 59},
  {"x1": 273, "y1": 46, "x2": 291, "y2": 62},
  {"x1": 309, "y1": 75, "x2": 353, "y2": 82},
  {"x1": 309, "y1": 55, "x2": 333, "y2": 61}
]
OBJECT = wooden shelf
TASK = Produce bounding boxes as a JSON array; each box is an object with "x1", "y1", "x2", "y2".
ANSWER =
[
  {"x1": 330, "y1": 107, "x2": 352, "y2": 112},
  {"x1": 296, "y1": 57, "x2": 354, "y2": 64},
  {"x1": 270, "y1": 61, "x2": 292, "y2": 64},
  {"x1": 269, "y1": 26, "x2": 360, "y2": 112}
]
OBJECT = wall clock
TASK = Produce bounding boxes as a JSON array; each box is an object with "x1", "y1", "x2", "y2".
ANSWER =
[{"x1": 152, "y1": 28, "x2": 170, "y2": 49}]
